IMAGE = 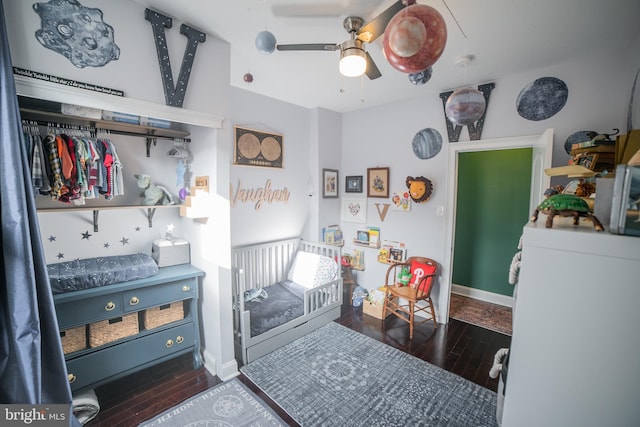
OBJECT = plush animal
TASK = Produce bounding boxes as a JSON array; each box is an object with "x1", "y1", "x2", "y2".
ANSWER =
[
  {"x1": 135, "y1": 174, "x2": 175, "y2": 206},
  {"x1": 406, "y1": 176, "x2": 433, "y2": 203},
  {"x1": 398, "y1": 266, "x2": 412, "y2": 286}
]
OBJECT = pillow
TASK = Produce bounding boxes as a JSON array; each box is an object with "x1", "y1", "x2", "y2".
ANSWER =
[
  {"x1": 409, "y1": 260, "x2": 437, "y2": 292},
  {"x1": 287, "y1": 251, "x2": 338, "y2": 289}
]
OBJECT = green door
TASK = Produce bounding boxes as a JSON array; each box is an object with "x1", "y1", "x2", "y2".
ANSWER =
[{"x1": 452, "y1": 148, "x2": 532, "y2": 296}]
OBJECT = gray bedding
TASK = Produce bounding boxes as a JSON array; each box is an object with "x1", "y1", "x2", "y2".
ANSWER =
[
  {"x1": 244, "y1": 280, "x2": 307, "y2": 337},
  {"x1": 48, "y1": 253, "x2": 159, "y2": 294}
]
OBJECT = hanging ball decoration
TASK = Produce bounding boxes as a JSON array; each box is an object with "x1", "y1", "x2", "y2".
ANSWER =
[
  {"x1": 383, "y1": 4, "x2": 447, "y2": 74},
  {"x1": 243, "y1": 72, "x2": 254, "y2": 83},
  {"x1": 408, "y1": 67, "x2": 432, "y2": 85},
  {"x1": 388, "y1": 16, "x2": 426, "y2": 57},
  {"x1": 412, "y1": 128, "x2": 442, "y2": 159},
  {"x1": 179, "y1": 188, "x2": 188, "y2": 201},
  {"x1": 255, "y1": 30, "x2": 276, "y2": 54},
  {"x1": 445, "y1": 87, "x2": 486, "y2": 125}
]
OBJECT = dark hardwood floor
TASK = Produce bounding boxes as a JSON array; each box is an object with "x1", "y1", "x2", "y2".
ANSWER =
[{"x1": 86, "y1": 303, "x2": 511, "y2": 426}]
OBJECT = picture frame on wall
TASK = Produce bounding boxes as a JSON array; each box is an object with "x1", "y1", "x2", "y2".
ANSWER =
[
  {"x1": 345, "y1": 175, "x2": 363, "y2": 193},
  {"x1": 322, "y1": 169, "x2": 339, "y2": 198},
  {"x1": 341, "y1": 197, "x2": 367, "y2": 223},
  {"x1": 367, "y1": 167, "x2": 390, "y2": 198},
  {"x1": 233, "y1": 125, "x2": 283, "y2": 168}
]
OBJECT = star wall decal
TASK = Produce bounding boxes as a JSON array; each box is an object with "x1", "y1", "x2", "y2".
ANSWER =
[
  {"x1": 82, "y1": 230, "x2": 92, "y2": 240},
  {"x1": 135, "y1": 226, "x2": 141, "y2": 232},
  {"x1": 104, "y1": 242, "x2": 110, "y2": 249},
  {"x1": 120, "y1": 237, "x2": 129, "y2": 245},
  {"x1": 57, "y1": 252, "x2": 64, "y2": 259},
  {"x1": 48, "y1": 235, "x2": 56, "y2": 242}
]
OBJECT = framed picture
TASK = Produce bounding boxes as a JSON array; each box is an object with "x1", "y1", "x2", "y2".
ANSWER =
[
  {"x1": 233, "y1": 126, "x2": 283, "y2": 168},
  {"x1": 341, "y1": 198, "x2": 367, "y2": 223},
  {"x1": 322, "y1": 169, "x2": 339, "y2": 198},
  {"x1": 367, "y1": 167, "x2": 390, "y2": 198},
  {"x1": 345, "y1": 175, "x2": 363, "y2": 193}
]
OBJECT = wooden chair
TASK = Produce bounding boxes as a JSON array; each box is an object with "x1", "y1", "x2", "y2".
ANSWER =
[{"x1": 382, "y1": 256, "x2": 438, "y2": 339}]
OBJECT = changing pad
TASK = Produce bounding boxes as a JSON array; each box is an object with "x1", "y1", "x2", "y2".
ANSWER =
[{"x1": 48, "y1": 253, "x2": 159, "y2": 294}]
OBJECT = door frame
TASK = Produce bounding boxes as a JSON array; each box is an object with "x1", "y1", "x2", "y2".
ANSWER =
[{"x1": 439, "y1": 129, "x2": 553, "y2": 323}]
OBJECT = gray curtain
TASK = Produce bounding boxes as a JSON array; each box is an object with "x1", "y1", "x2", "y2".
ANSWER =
[{"x1": 0, "y1": 2, "x2": 79, "y2": 425}]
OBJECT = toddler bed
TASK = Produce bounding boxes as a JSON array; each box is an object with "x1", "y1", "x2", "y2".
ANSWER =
[{"x1": 232, "y1": 238, "x2": 343, "y2": 365}]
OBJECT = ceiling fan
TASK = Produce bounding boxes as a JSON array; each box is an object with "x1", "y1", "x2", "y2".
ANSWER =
[{"x1": 275, "y1": 0, "x2": 407, "y2": 79}]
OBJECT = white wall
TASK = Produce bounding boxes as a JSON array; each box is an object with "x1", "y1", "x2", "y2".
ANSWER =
[
  {"x1": 4, "y1": 0, "x2": 236, "y2": 379},
  {"x1": 228, "y1": 87, "x2": 314, "y2": 246}
]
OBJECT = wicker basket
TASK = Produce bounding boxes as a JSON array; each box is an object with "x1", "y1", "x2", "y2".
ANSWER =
[
  {"x1": 363, "y1": 300, "x2": 391, "y2": 319},
  {"x1": 144, "y1": 301, "x2": 184, "y2": 330},
  {"x1": 89, "y1": 313, "x2": 139, "y2": 348},
  {"x1": 60, "y1": 325, "x2": 87, "y2": 354}
]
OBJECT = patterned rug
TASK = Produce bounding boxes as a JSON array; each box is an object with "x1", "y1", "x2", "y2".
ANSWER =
[
  {"x1": 448, "y1": 293, "x2": 513, "y2": 336},
  {"x1": 241, "y1": 322, "x2": 498, "y2": 427},
  {"x1": 138, "y1": 378, "x2": 286, "y2": 427}
]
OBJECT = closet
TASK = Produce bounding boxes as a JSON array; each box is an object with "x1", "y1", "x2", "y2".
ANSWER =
[
  {"x1": 15, "y1": 76, "x2": 226, "y2": 390},
  {"x1": 19, "y1": 94, "x2": 191, "y2": 231}
]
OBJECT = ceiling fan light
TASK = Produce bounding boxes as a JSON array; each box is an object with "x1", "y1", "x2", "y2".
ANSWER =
[{"x1": 339, "y1": 43, "x2": 367, "y2": 77}]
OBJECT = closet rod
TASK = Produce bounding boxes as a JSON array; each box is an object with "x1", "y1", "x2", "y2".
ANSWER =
[{"x1": 19, "y1": 108, "x2": 190, "y2": 141}]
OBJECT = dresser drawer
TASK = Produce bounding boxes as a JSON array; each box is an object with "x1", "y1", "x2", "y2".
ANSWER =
[
  {"x1": 122, "y1": 278, "x2": 197, "y2": 312},
  {"x1": 56, "y1": 294, "x2": 124, "y2": 329},
  {"x1": 66, "y1": 322, "x2": 195, "y2": 391}
]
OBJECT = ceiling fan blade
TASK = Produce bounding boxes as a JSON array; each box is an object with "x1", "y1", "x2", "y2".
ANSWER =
[
  {"x1": 357, "y1": 0, "x2": 405, "y2": 43},
  {"x1": 276, "y1": 43, "x2": 339, "y2": 51},
  {"x1": 365, "y1": 52, "x2": 382, "y2": 80}
]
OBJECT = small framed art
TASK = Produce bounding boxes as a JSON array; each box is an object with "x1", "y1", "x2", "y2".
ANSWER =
[
  {"x1": 345, "y1": 175, "x2": 363, "y2": 193},
  {"x1": 367, "y1": 167, "x2": 389, "y2": 198},
  {"x1": 322, "y1": 169, "x2": 339, "y2": 198}
]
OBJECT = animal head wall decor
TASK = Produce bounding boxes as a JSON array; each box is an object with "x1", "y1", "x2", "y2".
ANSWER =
[{"x1": 405, "y1": 176, "x2": 433, "y2": 203}]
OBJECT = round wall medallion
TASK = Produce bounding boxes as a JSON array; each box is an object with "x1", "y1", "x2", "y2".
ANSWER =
[
  {"x1": 260, "y1": 136, "x2": 282, "y2": 161},
  {"x1": 412, "y1": 128, "x2": 442, "y2": 159},
  {"x1": 237, "y1": 132, "x2": 261, "y2": 159},
  {"x1": 516, "y1": 77, "x2": 568, "y2": 121}
]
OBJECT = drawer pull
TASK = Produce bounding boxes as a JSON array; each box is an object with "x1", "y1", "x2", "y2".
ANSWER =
[
  {"x1": 176, "y1": 335, "x2": 184, "y2": 344},
  {"x1": 166, "y1": 339, "x2": 174, "y2": 348},
  {"x1": 129, "y1": 296, "x2": 140, "y2": 306},
  {"x1": 68, "y1": 374, "x2": 76, "y2": 384},
  {"x1": 182, "y1": 285, "x2": 191, "y2": 292},
  {"x1": 105, "y1": 301, "x2": 116, "y2": 311}
]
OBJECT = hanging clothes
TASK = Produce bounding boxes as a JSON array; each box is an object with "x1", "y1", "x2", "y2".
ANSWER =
[{"x1": 20, "y1": 125, "x2": 124, "y2": 204}]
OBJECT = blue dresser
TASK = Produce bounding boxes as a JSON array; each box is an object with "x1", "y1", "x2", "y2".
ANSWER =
[{"x1": 53, "y1": 264, "x2": 204, "y2": 392}]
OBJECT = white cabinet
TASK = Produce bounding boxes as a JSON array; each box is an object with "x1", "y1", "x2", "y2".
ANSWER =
[{"x1": 502, "y1": 221, "x2": 640, "y2": 427}]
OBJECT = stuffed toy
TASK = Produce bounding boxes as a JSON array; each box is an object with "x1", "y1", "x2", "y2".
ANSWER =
[
  {"x1": 398, "y1": 266, "x2": 412, "y2": 286},
  {"x1": 405, "y1": 176, "x2": 433, "y2": 203},
  {"x1": 135, "y1": 174, "x2": 175, "y2": 206}
]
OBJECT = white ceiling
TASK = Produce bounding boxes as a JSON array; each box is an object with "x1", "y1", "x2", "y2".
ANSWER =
[{"x1": 134, "y1": 0, "x2": 640, "y2": 113}]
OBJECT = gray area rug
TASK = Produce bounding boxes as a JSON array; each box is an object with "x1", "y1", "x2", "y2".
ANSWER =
[
  {"x1": 138, "y1": 378, "x2": 286, "y2": 427},
  {"x1": 241, "y1": 322, "x2": 497, "y2": 427}
]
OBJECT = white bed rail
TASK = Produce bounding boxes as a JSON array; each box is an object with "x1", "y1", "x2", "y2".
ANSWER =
[{"x1": 231, "y1": 238, "x2": 343, "y2": 364}]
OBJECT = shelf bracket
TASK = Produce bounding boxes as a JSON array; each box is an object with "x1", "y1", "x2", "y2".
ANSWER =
[
  {"x1": 93, "y1": 210, "x2": 99, "y2": 232},
  {"x1": 146, "y1": 137, "x2": 157, "y2": 157},
  {"x1": 147, "y1": 207, "x2": 157, "y2": 228}
]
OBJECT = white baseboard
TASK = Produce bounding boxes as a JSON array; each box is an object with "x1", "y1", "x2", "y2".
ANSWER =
[
  {"x1": 451, "y1": 284, "x2": 514, "y2": 308},
  {"x1": 202, "y1": 350, "x2": 239, "y2": 381}
]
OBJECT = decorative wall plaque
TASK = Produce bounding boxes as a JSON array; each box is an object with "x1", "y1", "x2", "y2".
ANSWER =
[{"x1": 233, "y1": 126, "x2": 283, "y2": 168}]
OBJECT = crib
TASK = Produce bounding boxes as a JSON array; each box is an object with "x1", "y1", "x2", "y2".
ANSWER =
[{"x1": 232, "y1": 238, "x2": 343, "y2": 365}]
